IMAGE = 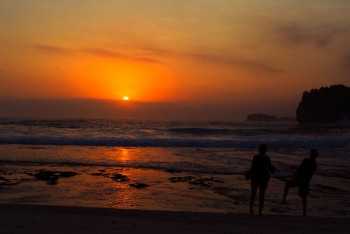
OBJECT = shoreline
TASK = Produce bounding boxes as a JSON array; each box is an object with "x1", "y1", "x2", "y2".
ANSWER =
[
  {"x1": 0, "y1": 204, "x2": 348, "y2": 233},
  {"x1": 1, "y1": 157, "x2": 349, "y2": 217}
]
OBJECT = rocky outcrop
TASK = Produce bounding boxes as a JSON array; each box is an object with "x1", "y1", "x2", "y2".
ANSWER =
[
  {"x1": 32, "y1": 169, "x2": 79, "y2": 185},
  {"x1": 91, "y1": 169, "x2": 130, "y2": 182},
  {"x1": 129, "y1": 183, "x2": 149, "y2": 188},
  {"x1": 168, "y1": 176, "x2": 223, "y2": 187},
  {"x1": 110, "y1": 173, "x2": 129, "y2": 182},
  {"x1": 296, "y1": 84, "x2": 350, "y2": 124}
]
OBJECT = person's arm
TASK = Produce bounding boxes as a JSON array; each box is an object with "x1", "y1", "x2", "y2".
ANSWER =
[
  {"x1": 268, "y1": 157, "x2": 275, "y2": 174},
  {"x1": 245, "y1": 156, "x2": 255, "y2": 180},
  {"x1": 311, "y1": 162, "x2": 317, "y2": 174},
  {"x1": 294, "y1": 159, "x2": 306, "y2": 178},
  {"x1": 250, "y1": 156, "x2": 256, "y2": 172}
]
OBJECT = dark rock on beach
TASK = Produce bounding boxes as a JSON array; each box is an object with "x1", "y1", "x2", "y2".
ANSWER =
[
  {"x1": 0, "y1": 180, "x2": 21, "y2": 186},
  {"x1": 34, "y1": 170, "x2": 60, "y2": 185},
  {"x1": 169, "y1": 176, "x2": 196, "y2": 183},
  {"x1": 91, "y1": 172, "x2": 110, "y2": 177},
  {"x1": 110, "y1": 173, "x2": 129, "y2": 182},
  {"x1": 297, "y1": 84, "x2": 350, "y2": 124},
  {"x1": 90, "y1": 169, "x2": 130, "y2": 182},
  {"x1": 34, "y1": 170, "x2": 58, "y2": 180},
  {"x1": 0, "y1": 176, "x2": 21, "y2": 186},
  {"x1": 168, "y1": 176, "x2": 223, "y2": 187},
  {"x1": 33, "y1": 169, "x2": 79, "y2": 185},
  {"x1": 59, "y1": 171, "x2": 79, "y2": 178},
  {"x1": 129, "y1": 183, "x2": 149, "y2": 188}
]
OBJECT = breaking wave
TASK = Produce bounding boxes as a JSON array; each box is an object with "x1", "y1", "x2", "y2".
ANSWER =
[{"x1": 0, "y1": 135, "x2": 347, "y2": 149}]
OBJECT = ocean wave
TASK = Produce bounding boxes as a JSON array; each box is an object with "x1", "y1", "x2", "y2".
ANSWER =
[
  {"x1": 0, "y1": 119, "x2": 91, "y2": 129},
  {"x1": 2, "y1": 157, "x2": 348, "y2": 179},
  {"x1": 168, "y1": 128, "x2": 236, "y2": 135},
  {"x1": 167, "y1": 127, "x2": 339, "y2": 136},
  {"x1": 0, "y1": 135, "x2": 348, "y2": 149},
  {"x1": 167, "y1": 127, "x2": 293, "y2": 137},
  {"x1": 0, "y1": 158, "x2": 234, "y2": 175}
]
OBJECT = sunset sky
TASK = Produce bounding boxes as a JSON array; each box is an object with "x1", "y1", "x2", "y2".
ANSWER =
[{"x1": 1, "y1": 0, "x2": 349, "y2": 120}]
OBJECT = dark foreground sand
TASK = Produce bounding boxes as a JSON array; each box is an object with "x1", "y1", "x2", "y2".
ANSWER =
[{"x1": 0, "y1": 204, "x2": 348, "y2": 234}]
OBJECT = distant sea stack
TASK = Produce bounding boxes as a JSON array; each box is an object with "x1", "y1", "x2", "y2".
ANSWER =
[{"x1": 296, "y1": 84, "x2": 350, "y2": 124}]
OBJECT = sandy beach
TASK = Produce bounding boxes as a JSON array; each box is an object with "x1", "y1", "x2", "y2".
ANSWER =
[{"x1": 0, "y1": 204, "x2": 348, "y2": 234}]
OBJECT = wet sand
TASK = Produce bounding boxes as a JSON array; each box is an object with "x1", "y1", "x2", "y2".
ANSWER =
[{"x1": 0, "y1": 204, "x2": 348, "y2": 234}]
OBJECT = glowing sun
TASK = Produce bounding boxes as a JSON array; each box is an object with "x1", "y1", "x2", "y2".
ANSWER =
[{"x1": 123, "y1": 96, "x2": 129, "y2": 101}]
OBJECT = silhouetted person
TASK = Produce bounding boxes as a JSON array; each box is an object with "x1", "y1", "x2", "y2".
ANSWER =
[
  {"x1": 282, "y1": 149, "x2": 318, "y2": 216},
  {"x1": 248, "y1": 144, "x2": 275, "y2": 215}
]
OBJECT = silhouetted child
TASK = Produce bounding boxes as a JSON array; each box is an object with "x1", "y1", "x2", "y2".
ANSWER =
[
  {"x1": 282, "y1": 149, "x2": 318, "y2": 216},
  {"x1": 247, "y1": 144, "x2": 275, "y2": 215}
]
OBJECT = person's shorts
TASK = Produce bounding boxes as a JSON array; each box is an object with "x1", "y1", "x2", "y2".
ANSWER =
[{"x1": 251, "y1": 180, "x2": 268, "y2": 189}]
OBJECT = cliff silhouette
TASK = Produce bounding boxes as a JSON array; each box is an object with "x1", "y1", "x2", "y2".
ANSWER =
[{"x1": 296, "y1": 84, "x2": 350, "y2": 124}]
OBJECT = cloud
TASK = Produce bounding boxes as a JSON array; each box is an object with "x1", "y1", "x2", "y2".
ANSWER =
[
  {"x1": 186, "y1": 52, "x2": 283, "y2": 74},
  {"x1": 31, "y1": 44, "x2": 160, "y2": 63},
  {"x1": 31, "y1": 43, "x2": 281, "y2": 74},
  {"x1": 341, "y1": 52, "x2": 350, "y2": 72},
  {"x1": 274, "y1": 23, "x2": 346, "y2": 49},
  {"x1": 32, "y1": 44, "x2": 73, "y2": 54},
  {"x1": 343, "y1": 54, "x2": 350, "y2": 66},
  {"x1": 82, "y1": 48, "x2": 160, "y2": 63},
  {"x1": 139, "y1": 46, "x2": 283, "y2": 74}
]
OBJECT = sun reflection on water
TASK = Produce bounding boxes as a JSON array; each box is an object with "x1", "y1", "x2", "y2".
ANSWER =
[{"x1": 120, "y1": 148, "x2": 130, "y2": 161}]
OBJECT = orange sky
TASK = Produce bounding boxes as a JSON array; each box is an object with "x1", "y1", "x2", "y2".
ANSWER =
[{"x1": 1, "y1": 1, "x2": 350, "y2": 119}]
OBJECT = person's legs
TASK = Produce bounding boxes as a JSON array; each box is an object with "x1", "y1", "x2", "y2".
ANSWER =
[
  {"x1": 282, "y1": 182, "x2": 289, "y2": 203},
  {"x1": 302, "y1": 195, "x2": 307, "y2": 216},
  {"x1": 299, "y1": 185, "x2": 309, "y2": 216},
  {"x1": 259, "y1": 187, "x2": 266, "y2": 215},
  {"x1": 250, "y1": 185, "x2": 257, "y2": 214}
]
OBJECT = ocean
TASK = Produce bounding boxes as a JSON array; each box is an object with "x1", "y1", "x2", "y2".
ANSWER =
[{"x1": 0, "y1": 118, "x2": 349, "y2": 217}]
